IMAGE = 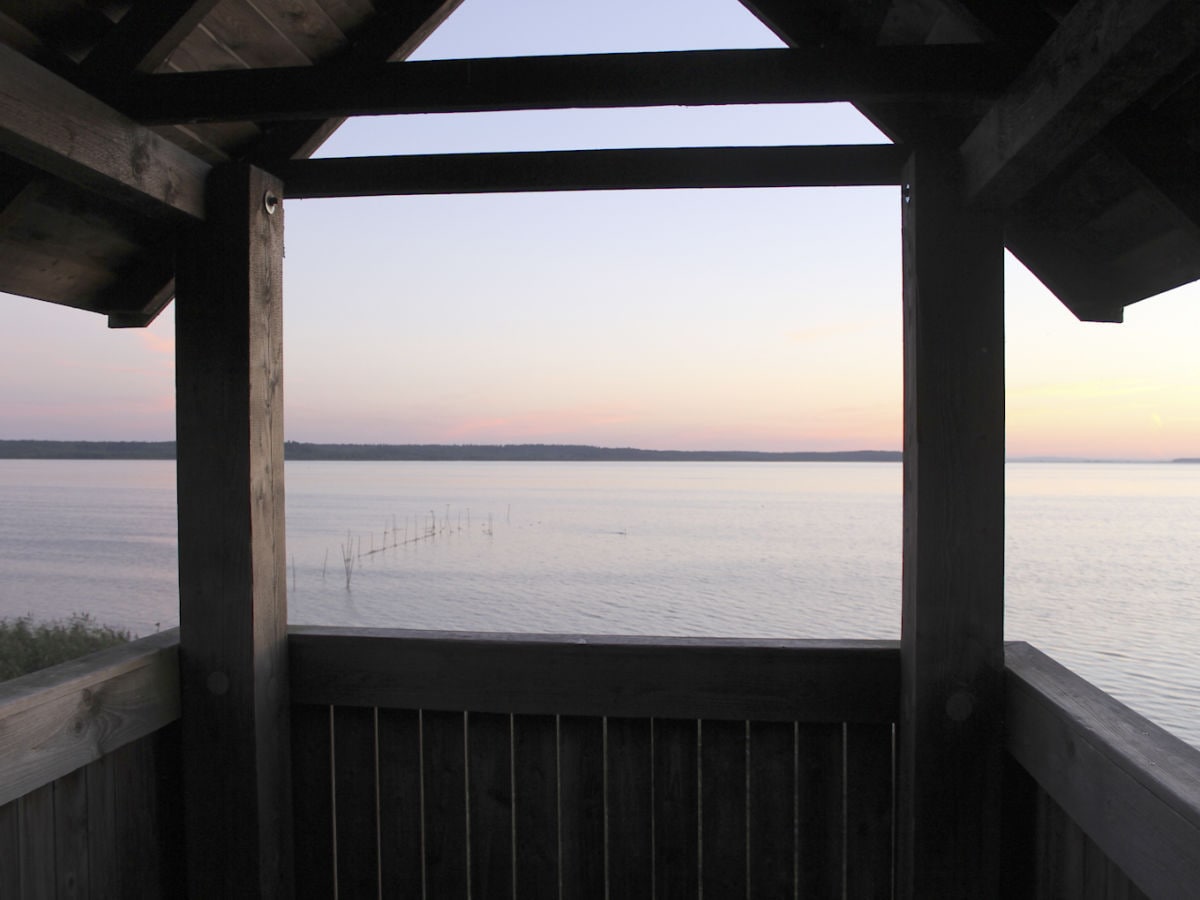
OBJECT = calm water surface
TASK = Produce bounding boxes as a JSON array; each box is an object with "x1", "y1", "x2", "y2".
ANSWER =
[{"x1": 0, "y1": 459, "x2": 1197, "y2": 746}]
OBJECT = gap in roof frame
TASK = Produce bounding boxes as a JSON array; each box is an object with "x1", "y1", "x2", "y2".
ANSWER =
[{"x1": 316, "y1": 0, "x2": 890, "y2": 159}]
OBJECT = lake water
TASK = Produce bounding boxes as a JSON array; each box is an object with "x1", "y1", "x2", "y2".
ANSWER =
[{"x1": 1, "y1": 459, "x2": 1197, "y2": 747}]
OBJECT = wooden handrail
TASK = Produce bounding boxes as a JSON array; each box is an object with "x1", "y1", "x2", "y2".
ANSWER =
[
  {"x1": 0, "y1": 629, "x2": 180, "y2": 806},
  {"x1": 288, "y1": 626, "x2": 900, "y2": 722},
  {"x1": 1005, "y1": 641, "x2": 1200, "y2": 898}
]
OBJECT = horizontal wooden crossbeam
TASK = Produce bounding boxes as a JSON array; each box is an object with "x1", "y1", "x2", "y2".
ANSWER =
[
  {"x1": 0, "y1": 43, "x2": 209, "y2": 221},
  {"x1": 274, "y1": 144, "x2": 907, "y2": 199},
  {"x1": 120, "y1": 46, "x2": 1006, "y2": 125}
]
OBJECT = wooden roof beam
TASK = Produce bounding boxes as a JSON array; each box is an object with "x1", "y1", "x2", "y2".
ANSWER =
[
  {"x1": 121, "y1": 46, "x2": 1005, "y2": 125},
  {"x1": 960, "y1": 0, "x2": 1200, "y2": 210},
  {"x1": 80, "y1": 0, "x2": 222, "y2": 78},
  {"x1": 0, "y1": 44, "x2": 209, "y2": 221},
  {"x1": 274, "y1": 144, "x2": 907, "y2": 199}
]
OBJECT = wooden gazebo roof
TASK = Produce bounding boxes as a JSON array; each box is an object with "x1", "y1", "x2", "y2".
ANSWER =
[{"x1": 2, "y1": 0, "x2": 1198, "y2": 327}]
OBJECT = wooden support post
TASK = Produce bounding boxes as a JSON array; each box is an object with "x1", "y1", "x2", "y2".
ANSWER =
[
  {"x1": 897, "y1": 148, "x2": 1005, "y2": 898},
  {"x1": 175, "y1": 163, "x2": 292, "y2": 898}
]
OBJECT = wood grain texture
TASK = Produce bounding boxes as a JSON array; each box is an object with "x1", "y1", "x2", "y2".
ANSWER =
[
  {"x1": 653, "y1": 718, "x2": 699, "y2": 900},
  {"x1": 468, "y1": 712, "x2": 514, "y2": 900},
  {"x1": 512, "y1": 715, "x2": 558, "y2": 898},
  {"x1": 846, "y1": 723, "x2": 894, "y2": 898},
  {"x1": 422, "y1": 710, "x2": 467, "y2": 898},
  {"x1": 175, "y1": 162, "x2": 292, "y2": 898},
  {"x1": 289, "y1": 627, "x2": 900, "y2": 723},
  {"x1": 1006, "y1": 641, "x2": 1200, "y2": 899},
  {"x1": 748, "y1": 721, "x2": 796, "y2": 899},
  {"x1": 291, "y1": 705, "x2": 335, "y2": 900},
  {"x1": 333, "y1": 706, "x2": 378, "y2": 898},
  {"x1": 376, "y1": 708, "x2": 422, "y2": 896},
  {"x1": 0, "y1": 44, "x2": 209, "y2": 220},
  {"x1": 0, "y1": 629, "x2": 180, "y2": 807},
  {"x1": 897, "y1": 147, "x2": 1006, "y2": 899},
  {"x1": 607, "y1": 717, "x2": 653, "y2": 900},
  {"x1": 796, "y1": 723, "x2": 843, "y2": 897},
  {"x1": 559, "y1": 715, "x2": 605, "y2": 900},
  {"x1": 275, "y1": 144, "x2": 907, "y2": 199},
  {"x1": 961, "y1": 0, "x2": 1200, "y2": 208},
  {"x1": 700, "y1": 719, "x2": 747, "y2": 897}
]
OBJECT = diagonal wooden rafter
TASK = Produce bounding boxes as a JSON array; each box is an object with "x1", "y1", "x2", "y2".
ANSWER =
[
  {"x1": 0, "y1": 43, "x2": 209, "y2": 221},
  {"x1": 247, "y1": 0, "x2": 464, "y2": 164},
  {"x1": 960, "y1": 0, "x2": 1200, "y2": 210},
  {"x1": 120, "y1": 46, "x2": 1005, "y2": 125},
  {"x1": 80, "y1": 0, "x2": 222, "y2": 78}
]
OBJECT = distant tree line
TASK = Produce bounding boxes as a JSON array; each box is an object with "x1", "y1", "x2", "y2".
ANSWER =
[{"x1": 0, "y1": 439, "x2": 901, "y2": 463}]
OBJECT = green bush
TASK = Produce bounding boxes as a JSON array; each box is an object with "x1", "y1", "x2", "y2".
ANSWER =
[{"x1": 0, "y1": 614, "x2": 132, "y2": 681}]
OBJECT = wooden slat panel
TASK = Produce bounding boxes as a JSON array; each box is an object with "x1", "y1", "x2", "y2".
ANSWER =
[
  {"x1": 289, "y1": 628, "x2": 900, "y2": 723},
  {"x1": 278, "y1": 145, "x2": 906, "y2": 199},
  {"x1": 559, "y1": 716, "x2": 605, "y2": 900},
  {"x1": 653, "y1": 718, "x2": 699, "y2": 900},
  {"x1": 423, "y1": 710, "x2": 468, "y2": 898},
  {"x1": 700, "y1": 720, "x2": 747, "y2": 896},
  {"x1": 468, "y1": 712, "x2": 514, "y2": 900},
  {"x1": 377, "y1": 708, "x2": 422, "y2": 896},
  {"x1": 748, "y1": 721, "x2": 795, "y2": 899},
  {"x1": 0, "y1": 630, "x2": 180, "y2": 807},
  {"x1": 845, "y1": 723, "x2": 893, "y2": 899},
  {"x1": 797, "y1": 723, "x2": 843, "y2": 896},
  {"x1": 1000, "y1": 753, "x2": 1038, "y2": 899},
  {"x1": 513, "y1": 715, "x2": 558, "y2": 898},
  {"x1": 0, "y1": 798, "x2": 18, "y2": 898},
  {"x1": 19, "y1": 783, "x2": 56, "y2": 900},
  {"x1": 53, "y1": 767, "x2": 89, "y2": 899},
  {"x1": 607, "y1": 718, "x2": 653, "y2": 899},
  {"x1": 333, "y1": 706, "x2": 378, "y2": 898},
  {"x1": 291, "y1": 705, "x2": 335, "y2": 900}
]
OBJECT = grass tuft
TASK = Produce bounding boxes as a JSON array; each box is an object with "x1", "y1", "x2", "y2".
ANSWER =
[{"x1": 0, "y1": 613, "x2": 132, "y2": 681}]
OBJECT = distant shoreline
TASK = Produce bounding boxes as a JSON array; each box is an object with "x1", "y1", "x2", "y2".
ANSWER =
[
  {"x1": 0, "y1": 440, "x2": 1190, "y2": 463},
  {"x1": 0, "y1": 440, "x2": 900, "y2": 463}
]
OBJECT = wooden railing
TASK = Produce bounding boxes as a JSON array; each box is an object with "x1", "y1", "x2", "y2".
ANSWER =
[
  {"x1": 288, "y1": 627, "x2": 900, "y2": 899},
  {"x1": 1004, "y1": 642, "x2": 1200, "y2": 900},
  {"x1": 0, "y1": 629, "x2": 184, "y2": 898}
]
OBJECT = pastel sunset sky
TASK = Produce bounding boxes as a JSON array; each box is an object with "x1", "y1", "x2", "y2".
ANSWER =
[{"x1": 1, "y1": 0, "x2": 1197, "y2": 459}]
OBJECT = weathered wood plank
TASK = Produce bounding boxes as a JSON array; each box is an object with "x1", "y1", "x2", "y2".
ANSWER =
[
  {"x1": 513, "y1": 714, "x2": 558, "y2": 898},
  {"x1": 961, "y1": 0, "x2": 1200, "y2": 208},
  {"x1": 468, "y1": 712, "x2": 514, "y2": 900},
  {"x1": 333, "y1": 706, "x2": 378, "y2": 898},
  {"x1": 423, "y1": 710, "x2": 468, "y2": 898},
  {"x1": 701, "y1": 719, "x2": 747, "y2": 896},
  {"x1": 846, "y1": 723, "x2": 893, "y2": 899},
  {"x1": 289, "y1": 627, "x2": 900, "y2": 723},
  {"x1": 748, "y1": 721, "x2": 795, "y2": 899},
  {"x1": 175, "y1": 162, "x2": 291, "y2": 898},
  {"x1": 19, "y1": 783, "x2": 56, "y2": 900},
  {"x1": 0, "y1": 798, "x2": 18, "y2": 898},
  {"x1": 653, "y1": 718, "x2": 699, "y2": 899},
  {"x1": 797, "y1": 723, "x2": 843, "y2": 896},
  {"x1": 1006, "y1": 641, "x2": 1200, "y2": 899},
  {"x1": 0, "y1": 44, "x2": 209, "y2": 220},
  {"x1": 377, "y1": 708, "x2": 422, "y2": 896},
  {"x1": 291, "y1": 705, "x2": 335, "y2": 900},
  {"x1": 53, "y1": 767, "x2": 89, "y2": 899},
  {"x1": 80, "y1": 0, "x2": 222, "y2": 77},
  {"x1": 559, "y1": 715, "x2": 605, "y2": 900},
  {"x1": 0, "y1": 629, "x2": 180, "y2": 807},
  {"x1": 124, "y1": 45, "x2": 1003, "y2": 124},
  {"x1": 607, "y1": 717, "x2": 653, "y2": 899},
  {"x1": 276, "y1": 144, "x2": 907, "y2": 199},
  {"x1": 897, "y1": 147, "x2": 1006, "y2": 899}
]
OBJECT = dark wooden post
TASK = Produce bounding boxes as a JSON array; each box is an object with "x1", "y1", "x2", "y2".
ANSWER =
[
  {"x1": 175, "y1": 163, "x2": 293, "y2": 898},
  {"x1": 897, "y1": 148, "x2": 1005, "y2": 898}
]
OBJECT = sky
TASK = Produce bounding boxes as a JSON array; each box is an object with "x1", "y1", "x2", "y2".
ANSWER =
[{"x1": 1, "y1": 0, "x2": 1198, "y2": 459}]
